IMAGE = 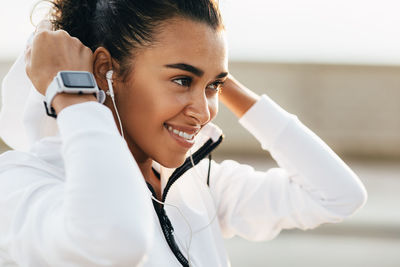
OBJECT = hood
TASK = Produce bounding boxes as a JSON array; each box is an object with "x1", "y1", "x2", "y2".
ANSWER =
[
  {"x1": 152, "y1": 122, "x2": 224, "y2": 200},
  {"x1": 0, "y1": 36, "x2": 58, "y2": 152}
]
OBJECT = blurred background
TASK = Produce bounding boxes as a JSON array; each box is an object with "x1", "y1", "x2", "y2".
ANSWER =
[{"x1": 0, "y1": 0, "x2": 399, "y2": 266}]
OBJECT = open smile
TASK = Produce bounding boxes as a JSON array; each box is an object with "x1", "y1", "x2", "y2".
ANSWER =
[{"x1": 163, "y1": 123, "x2": 200, "y2": 149}]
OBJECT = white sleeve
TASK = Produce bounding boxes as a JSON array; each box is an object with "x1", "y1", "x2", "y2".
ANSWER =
[
  {"x1": 209, "y1": 95, "x2": 367, "y2": 241},
  {"x1": 0, "y1": 102, "x2": 154, "y2": 266}
]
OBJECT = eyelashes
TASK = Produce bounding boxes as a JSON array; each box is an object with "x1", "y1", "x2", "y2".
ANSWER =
[
  {"x1": 207, "y1": 80, "x2": 224, "y2": 91},
  {"x1": 172, "y1": 77, "x2": 225, "y2": 92},
  {"x1": 173, "y1": 77, "x2": 192, "y2": 87}
]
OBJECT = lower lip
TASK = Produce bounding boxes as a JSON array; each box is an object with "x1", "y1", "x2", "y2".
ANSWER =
[{"x1": 165, "y1": 126, "x2": 195, "y2": 149}]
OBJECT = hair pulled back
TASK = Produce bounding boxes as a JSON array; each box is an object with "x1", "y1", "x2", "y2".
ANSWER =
[{"x1": 49, "y1": 0, "x2": 223, "y2": 77}]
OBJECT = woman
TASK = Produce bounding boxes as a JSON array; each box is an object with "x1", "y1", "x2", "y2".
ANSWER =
[{"x1": 0, "y1": 0, "x2": 367, "y2": 266}]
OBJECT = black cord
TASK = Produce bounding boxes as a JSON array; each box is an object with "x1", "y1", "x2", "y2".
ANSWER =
[{"x1": 207, "y1": 153, "x2": 212, "y2": 186}]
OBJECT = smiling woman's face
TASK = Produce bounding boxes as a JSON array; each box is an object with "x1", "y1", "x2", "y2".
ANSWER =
[{"x1": 116, "y1": 17, "x2": 228, "y2": 168}]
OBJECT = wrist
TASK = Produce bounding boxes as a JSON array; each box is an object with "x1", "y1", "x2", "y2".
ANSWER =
[
  {"x1": 52, "y1": 93, "x2": 97, "y2": 115},
  {"x1": 220, "y1": 76, "x2": 260, "y2": 118},
  {"x1": 44, "y1": 71, "x2": 100, "y2": 118}
]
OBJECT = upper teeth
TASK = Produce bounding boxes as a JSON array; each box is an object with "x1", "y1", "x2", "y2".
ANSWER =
[{"x1": 167, "y1": 126, "x2": 195, "y2": 140}]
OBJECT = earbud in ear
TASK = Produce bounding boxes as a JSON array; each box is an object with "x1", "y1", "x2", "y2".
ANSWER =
[
  {"x1": 106, "y1": 70, "x2": 113, "y2": 80},
  {"x1": 105, "y1": 69, "x2": 124, "y2": 138},
  {"x1": 105, "y1": 70, "x2": 114, "y2": 97}
]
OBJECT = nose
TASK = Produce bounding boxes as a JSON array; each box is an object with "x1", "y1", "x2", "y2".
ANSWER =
[{"x1": 184, "y1": 89, "x2": 211, "y2": 125}]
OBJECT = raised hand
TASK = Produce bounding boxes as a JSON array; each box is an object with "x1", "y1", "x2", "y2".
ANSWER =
[
  {"x1": 25, "y1": 20, "x2": 94, "y2": 95},
  {"x1": 219, "y1": 74, "x2": 260, "y2": 118}
]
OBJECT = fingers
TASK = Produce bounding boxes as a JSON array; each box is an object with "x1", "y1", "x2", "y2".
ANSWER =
[{"x1": 25, "y1": 19, "x2": 95, "y2": 94}]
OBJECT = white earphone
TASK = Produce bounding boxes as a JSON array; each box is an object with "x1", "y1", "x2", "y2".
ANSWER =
[
  {"x1": 105, "y1": 69, "x2": 124, "y2": 138},
  {"x1": 106, "y1": 70, "x2": 114, "y2": 97}
]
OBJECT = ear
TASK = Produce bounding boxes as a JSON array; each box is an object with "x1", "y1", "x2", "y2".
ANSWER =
[{"x1": 93, "y1": 47, "x2": 117, "y2": 92}]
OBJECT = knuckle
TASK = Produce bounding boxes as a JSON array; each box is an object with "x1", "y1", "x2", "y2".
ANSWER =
[
  {"x1": 70, "y1": 36, "x2": 86, "y2": 49},
  {"x1": 57, "y1": 29, "x2": 68, "y2": 36},
  {"x1": 71, "y1": 36, "x2": 81, "y2": 44},
  {"x1": 34, "y1": 30, "x2": 50, "y2": 41},
  {"x1": 83, "y1": 45, "x2": 93, "y2": 54},
  {"x1": 55, "y1": 29, "x2": 69, "y2": 38}
]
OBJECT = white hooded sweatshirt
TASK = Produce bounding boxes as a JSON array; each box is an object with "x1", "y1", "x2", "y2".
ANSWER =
[{"x1": 0, "y1": 50, "x2": 367, "y2": 266}]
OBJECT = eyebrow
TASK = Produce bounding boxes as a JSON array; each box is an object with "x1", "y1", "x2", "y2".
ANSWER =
[
  {"x1": 164, "y1": 63, "x2": 228, "y2": 79},
  {"x1": 216, "y1": 72, "x2": 229, "y2": 79}
]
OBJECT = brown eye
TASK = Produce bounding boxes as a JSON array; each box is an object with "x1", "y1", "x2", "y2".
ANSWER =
[
  {"x1": 173, "y1": 77, "x2": 192, "y2": 87},
  {"x1": 207, "y1": 81, "x2": 224, "y2": 92}
]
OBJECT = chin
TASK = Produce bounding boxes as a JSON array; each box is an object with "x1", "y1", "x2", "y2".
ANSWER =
[{"x1": 157, "y1": 154, "x2": 187, "y2": 169}]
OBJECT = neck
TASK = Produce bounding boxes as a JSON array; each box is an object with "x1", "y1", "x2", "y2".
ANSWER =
[
  {"x1": 126, "y1": 136, "x2": 162, "y2": 200},
  {"x1": 104, "y1": 99, "x2": 162, "y2": 199},
  {"x1": 137, "y1": 158, "x2": 162, "y2": 200}
]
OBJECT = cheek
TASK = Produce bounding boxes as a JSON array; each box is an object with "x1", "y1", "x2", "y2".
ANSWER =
[
  {"x1": 126, "y1": 86, "x2": 185, "y2": 126},
  {"x1": 208, "y1": 96, "x2": 219, "y2": 121}
]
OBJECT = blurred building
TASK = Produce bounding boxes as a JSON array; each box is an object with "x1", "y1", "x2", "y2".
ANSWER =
[{"x1": 218, "y1": 62, "x2": 400, "y2": 160}]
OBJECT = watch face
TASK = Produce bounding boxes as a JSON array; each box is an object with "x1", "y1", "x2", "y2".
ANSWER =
[{"x1": 60, "y1": 72, "x2": 96, "y2": 88}]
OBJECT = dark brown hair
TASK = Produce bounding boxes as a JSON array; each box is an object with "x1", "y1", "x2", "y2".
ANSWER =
[{"x1": 49, "y1": 0, "x2": 223, "y2": 77}]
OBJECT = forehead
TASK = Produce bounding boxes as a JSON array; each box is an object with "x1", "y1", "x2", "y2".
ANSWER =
[{"x1": 138, "y1": 18, "x2": 228, "y2": 73}]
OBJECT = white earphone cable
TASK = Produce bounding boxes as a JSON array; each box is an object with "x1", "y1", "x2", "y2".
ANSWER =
[
  {"x1": 111, "y1": 95, "x2": 124, "y2": 138},
  {"x1": 106, "y1": 70, "x2": 124, "y2": 138},
  {"x1": 188, "y1": 151, "x2": 219, "y2": 235}
]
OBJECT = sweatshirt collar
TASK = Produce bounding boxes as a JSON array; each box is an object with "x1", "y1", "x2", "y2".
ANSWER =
[{"x1": 152, "y1": 122, "x2": 223, "y2": 195}]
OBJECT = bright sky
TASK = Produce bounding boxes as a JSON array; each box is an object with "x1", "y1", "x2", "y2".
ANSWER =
[{"x1": 1, "y1": 0, "x2": 400, "y2": 64}]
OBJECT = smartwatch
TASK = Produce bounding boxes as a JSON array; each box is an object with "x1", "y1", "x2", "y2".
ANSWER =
[{"x1": 44, "y1": 71, "x2": 101, "y2": 118}]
